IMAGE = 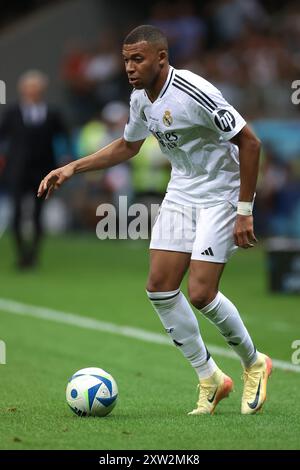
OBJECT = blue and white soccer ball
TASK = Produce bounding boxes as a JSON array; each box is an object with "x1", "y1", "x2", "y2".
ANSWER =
[{"x1": 66, "y1": 367, "x2": 118, "y2": 417}]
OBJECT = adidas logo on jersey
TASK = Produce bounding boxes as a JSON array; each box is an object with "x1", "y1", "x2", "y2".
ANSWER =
[{"x1": 201, "y1": 247, "x2": 214, "y2": 256}]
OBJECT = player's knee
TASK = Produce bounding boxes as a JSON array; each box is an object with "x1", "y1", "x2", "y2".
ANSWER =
[
  {"x1": 146, "y1": 274, "x2": 178, "y2": 293},
  {"x1": 188, "y1": 287, "x2": 217, "y2": 310},
  {"x1": 146, "y1": 281, "x2": 170, "y2": 293},
  {"x1": 146, "y1": 276, "x2": 163, "y2": 293}
]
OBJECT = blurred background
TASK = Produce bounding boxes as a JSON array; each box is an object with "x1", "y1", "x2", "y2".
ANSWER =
[{"x1": 0, "y1": 0, "x2": 300, "y2": 292}]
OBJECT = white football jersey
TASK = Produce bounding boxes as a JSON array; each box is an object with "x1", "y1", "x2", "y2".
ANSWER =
[{"x1": 124, "y1": 66, "x2": 246, "y2": 207}]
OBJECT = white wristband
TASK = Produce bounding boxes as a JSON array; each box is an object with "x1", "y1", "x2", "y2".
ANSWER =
[{"x1": 237, "y1": 201, "x2": 252, "y2": 216}]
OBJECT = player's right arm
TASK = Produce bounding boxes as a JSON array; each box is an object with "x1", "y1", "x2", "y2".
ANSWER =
[{"x1": 37, "y1": 137, "x2": 144, "y2": 199}]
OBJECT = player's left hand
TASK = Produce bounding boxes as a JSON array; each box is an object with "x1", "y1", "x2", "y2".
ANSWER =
[{"x1": 233, "y1": 215, "x2": 257, "y2": 249}]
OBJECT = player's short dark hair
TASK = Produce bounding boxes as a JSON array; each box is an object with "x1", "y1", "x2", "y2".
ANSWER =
[{"x1": 123, "y1": 25, "x2": 168, "y2": 50}]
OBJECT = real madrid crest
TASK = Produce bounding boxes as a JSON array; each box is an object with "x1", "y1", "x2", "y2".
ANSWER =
[{"x1": 163, "y1": 110, "x2": 173, "y2": 127}]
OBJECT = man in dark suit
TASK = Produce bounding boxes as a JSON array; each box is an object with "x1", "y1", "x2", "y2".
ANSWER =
[{"x1": 0, "y1": 70, "x2": 69, "y2": 268}]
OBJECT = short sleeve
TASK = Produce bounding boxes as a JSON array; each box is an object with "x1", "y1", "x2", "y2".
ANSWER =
[
  {"x1": 123, "y1": 91, "x2": 151, "y2": 142},
  {"x1": 191, "y1": 80, "x2": 246, "y2": 141}
]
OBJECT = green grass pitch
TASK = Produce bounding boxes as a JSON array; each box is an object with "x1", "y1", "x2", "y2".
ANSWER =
[{"x1": 0, "y1": 234, "x2": 299, "y2": 450}]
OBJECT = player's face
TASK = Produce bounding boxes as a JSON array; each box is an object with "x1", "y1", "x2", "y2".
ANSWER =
[{"x1": 122, "y1": 41, "x2": 165, "y2": 91}]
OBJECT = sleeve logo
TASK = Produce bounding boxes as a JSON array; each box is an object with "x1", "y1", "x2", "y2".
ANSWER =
[{"x1": 214, "y1": 109, "x2": 235, "y2": 132}]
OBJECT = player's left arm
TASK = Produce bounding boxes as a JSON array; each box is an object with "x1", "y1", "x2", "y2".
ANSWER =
[
  {"x1": 188, "y1": 76, "x2": 261, "y2": 249},
  {"x1": 230, "y1": 124, "x2": 261, "y2": 249}
]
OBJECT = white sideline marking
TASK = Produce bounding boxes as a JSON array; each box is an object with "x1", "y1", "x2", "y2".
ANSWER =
[{"x1": 0, "y1": 297, "x2": 299, "y2": 374}]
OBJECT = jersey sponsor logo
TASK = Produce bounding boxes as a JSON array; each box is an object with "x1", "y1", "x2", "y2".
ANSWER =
[
  {"x1": 162, "y1": 110, "x2": 173, "y2": 127},
  {"x1": 214, "y1": 109, "x2": 236, "y2": 132},
  {"x1": 151, "y1": 130, "x2": 178, "y2": 149}
]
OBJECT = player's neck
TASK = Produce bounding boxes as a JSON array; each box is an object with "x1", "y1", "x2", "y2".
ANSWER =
[{"x1": 145, "y1": 65, "x2": 170, "y2": 103}]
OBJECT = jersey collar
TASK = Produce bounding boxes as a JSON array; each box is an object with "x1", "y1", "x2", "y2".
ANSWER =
[
  {"x1": 144, "y1": 66, "x2": 175, "y2": 103},
  {"x1": 158, "y1": 66, "x2": 174, "y2": 99}
]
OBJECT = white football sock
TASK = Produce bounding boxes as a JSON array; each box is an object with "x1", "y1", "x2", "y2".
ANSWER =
[
  {"x1": 146, "y1": 289, "x2": 218, "y2": 379},
  {"x1": 200, "y1": 292, "x2": 257, "y2": 368}
]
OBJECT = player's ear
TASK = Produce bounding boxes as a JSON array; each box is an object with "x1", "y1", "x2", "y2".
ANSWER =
[{"x1": 158, "y1": 49, "x2": 168, "y2": 66}]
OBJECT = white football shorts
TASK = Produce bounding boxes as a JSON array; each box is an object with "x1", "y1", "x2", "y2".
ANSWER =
[{"x1": 150, "y1": 199, "x2": 239, "y2": 263}]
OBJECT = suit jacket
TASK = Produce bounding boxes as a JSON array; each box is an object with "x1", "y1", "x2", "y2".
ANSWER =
[{"x1": 0, "y1": 103, "x2": 68, "y2": 192}]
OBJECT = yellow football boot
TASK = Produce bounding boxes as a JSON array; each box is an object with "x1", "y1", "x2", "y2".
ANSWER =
[
  {"x1": 188, "y1": 369, "x2": 234, "y2": 415},
  {"x1": 241, "y1": 352, "x2": 272, "y2": 415}
]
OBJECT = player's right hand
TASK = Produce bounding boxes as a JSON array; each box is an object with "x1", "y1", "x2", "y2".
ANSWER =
[
  {"x1": 37, "y1": 164, "x2": 74, "y2": 199},
  {"x1": 233, "y1": 214, "x2": 257, "y2": 249}
]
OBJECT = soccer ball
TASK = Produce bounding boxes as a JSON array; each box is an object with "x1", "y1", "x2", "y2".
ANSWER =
[{"x1": 66, "y1": 367, "x2": 118, "y2": 417}]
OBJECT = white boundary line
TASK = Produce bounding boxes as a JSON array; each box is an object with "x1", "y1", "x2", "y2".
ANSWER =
[{"x1": 0, "y1": 297, "x2": 299, "y2": 373}]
